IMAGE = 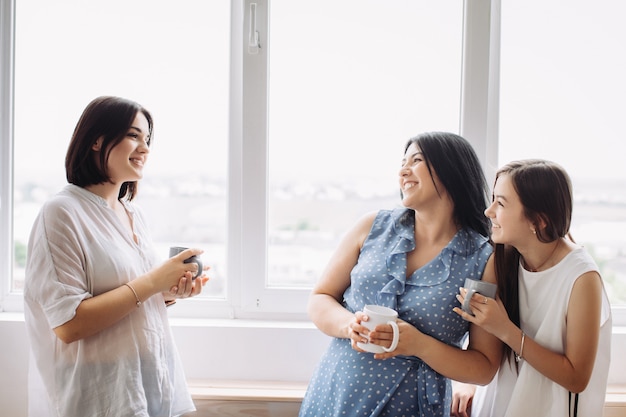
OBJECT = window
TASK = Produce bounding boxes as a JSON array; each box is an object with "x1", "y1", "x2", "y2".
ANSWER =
[
  {"x1": 8, "y1": 0, "x2": 230, "y2": 311},
  {"x1": 242, "y1": 0, "x2": 464, "y2": 314},
  {"x1": 2, "y1": 0, "x2": 624, "y2": 324},
  {"x1": 498, "y1": 0, "x2": 626, "y2": 307},
  {"x1": 266, "y1": 0, "x2": 463, "y2": 288}
]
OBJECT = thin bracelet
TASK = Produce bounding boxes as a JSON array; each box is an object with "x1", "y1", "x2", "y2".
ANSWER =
[
  {"x1": 515, "y1": 331, "x2": 526, "y2": 362},
  {"x1": 124, "y1": 283, "x2": 142, "y2": 308}
]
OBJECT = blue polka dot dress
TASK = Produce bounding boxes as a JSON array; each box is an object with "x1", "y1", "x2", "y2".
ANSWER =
[{"x1": 299, "y1": 208, "x2": 493, "y2": 417}]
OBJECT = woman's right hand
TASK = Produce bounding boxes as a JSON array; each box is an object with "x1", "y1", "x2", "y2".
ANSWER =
[
  {"x1": 348, "y1": 311, "x2": 371, "y2": 351},
  {"x1": 149, "y1": 248, "x2": 205, "y2": 293},
  {"x1": 454, "y1": 288, "x2": 512, "y2": 341}
]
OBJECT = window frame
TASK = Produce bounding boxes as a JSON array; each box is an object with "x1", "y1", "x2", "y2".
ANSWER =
[
  {"x1": 239, "y1": 0, "x2": 312, "y2": 318},
  {"x1": 0, "y1": 0, "x2": 16, "y2": 312},
  {"x1": 1, "y1": 0, "x2": 624, "y2": 326}
]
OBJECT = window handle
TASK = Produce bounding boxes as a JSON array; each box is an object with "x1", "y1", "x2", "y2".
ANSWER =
[{"x1": 248, "y1": 3, "x2": 260, "y2": 54}]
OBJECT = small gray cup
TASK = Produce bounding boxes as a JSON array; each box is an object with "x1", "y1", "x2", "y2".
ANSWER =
[
  {"x1": 169, "y1": 246, "x2": 203, "y2": 279},
  {"x1": 462, "y1": 278, "x2": 497, "y2": 316}
]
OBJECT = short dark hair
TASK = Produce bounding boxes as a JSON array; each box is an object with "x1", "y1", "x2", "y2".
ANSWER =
[
  {"x1": 65, "y1": 96, "x2": 153, "y2": 201},
  {"x1": 402, "y1": 132, "x2": 491, "y2": 237}
]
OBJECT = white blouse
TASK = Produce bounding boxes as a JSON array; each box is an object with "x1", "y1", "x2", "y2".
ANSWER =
[
  {"x1": 472, "y1": 247, "x2": 611, "y2": 417},
  {"x1": 24, "y1": 185, "x2": 194, "y2": 417}
]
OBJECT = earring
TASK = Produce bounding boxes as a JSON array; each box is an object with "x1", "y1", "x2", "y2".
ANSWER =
[{"x1": 531, "y1": 230, "x2": 536, "y2": 235}]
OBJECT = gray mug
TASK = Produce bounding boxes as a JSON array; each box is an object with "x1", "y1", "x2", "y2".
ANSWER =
[
  {"x1": 462, "y1": 278, "x2": 497, "y2": 316},
  {"x1": 169, "y1": 246, "x2": 203, "y2": 279}
]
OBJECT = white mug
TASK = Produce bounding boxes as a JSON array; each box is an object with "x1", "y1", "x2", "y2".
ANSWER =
[{"x1": 356, "y1": 304, "x2": 400, "y2": 354}]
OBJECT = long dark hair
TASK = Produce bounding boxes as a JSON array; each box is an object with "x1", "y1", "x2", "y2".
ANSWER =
[
  {"x1": 400, "y1": 132, "x2": 491, "y2": 237},
  {"x1": 494, "y1": 159, "x2": 573, "y2": 363},
  {"x1": 65, "y1": 96, "x2": 153, "y2": 201}
]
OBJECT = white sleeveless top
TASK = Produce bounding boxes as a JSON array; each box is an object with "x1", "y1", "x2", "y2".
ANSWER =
[{"x1": 472, "y1": 247, "x2": 611, "y2": 417}]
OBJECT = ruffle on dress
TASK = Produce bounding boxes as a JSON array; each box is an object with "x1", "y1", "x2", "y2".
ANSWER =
[{"x1": 378, "y1": 208, "x2": 483, "y2": 311}]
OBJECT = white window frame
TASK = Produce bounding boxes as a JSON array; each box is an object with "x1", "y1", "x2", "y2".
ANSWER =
[
  {"x1": 238, "y1": 0, "x2": 312, "y2": 318},
  {"x1": 1, "y1": 0, "x2": 624, "y2": 327},
  {"x1": 0, "y1": 0, "x2": 16, "y2": 312}
]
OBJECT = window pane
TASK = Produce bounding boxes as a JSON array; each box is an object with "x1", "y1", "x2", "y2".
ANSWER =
[
  {"x1": 13, "y1": 0, "x2": 230, "y2": 298},
  {"x1": 499, "y1": 0, "x2": 626, "y2": 304},
  {"x1": 267, "y1": 1, "x2": 463, "y2": 287}
]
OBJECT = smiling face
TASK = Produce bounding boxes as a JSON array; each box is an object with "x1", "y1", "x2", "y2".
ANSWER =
[
  {"x1": 95, "y1": 112, "x2": 151, "y2": 185},
  {"x1": 484, "y1": 173, "x2": 535, "y2": 246},
  {"x1": 398, "y1": 142, "x2": 447, "y2": 209}
]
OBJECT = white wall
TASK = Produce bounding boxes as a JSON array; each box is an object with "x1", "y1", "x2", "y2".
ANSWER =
[
  {"x1": 0, "y1": 314, "x2": 331, "y2": 417},
  {"x1": 0, "y1": 315, "x2": 29, "y2": 417},
  {"x1": 1, "y1": 315, "x2": 624, "y2": 417}
]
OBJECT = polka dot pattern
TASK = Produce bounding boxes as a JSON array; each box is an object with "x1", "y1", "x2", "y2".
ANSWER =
[{"x1": 299, "y1": 208, "x2": 492, "y2": 417}]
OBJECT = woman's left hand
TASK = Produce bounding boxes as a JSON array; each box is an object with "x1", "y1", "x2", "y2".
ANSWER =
[
  {"x1": 165, "y1": 269, "x2": 210, "y2": 300},
  {"x1": 451, "y1": 380, "x2": 476, "y2": 417},
  {"x1": 369, "y1": 319, "x2": 422, "y2": 359},
  {"x1": 453, "y1": 288, "x2": 510, "y2": 338}
]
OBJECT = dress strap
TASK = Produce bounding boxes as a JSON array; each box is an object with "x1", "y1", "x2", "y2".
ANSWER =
[{"x1": 569, "y1": 391, "x2": 578, "y2": 417}]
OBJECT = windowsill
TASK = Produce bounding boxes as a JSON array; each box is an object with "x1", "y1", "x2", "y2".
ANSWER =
[
  {"x1": 188, "y1": 379, "x2": 308, "y2": 402},
  {"x1": 0, "y1": 312, "x2": 319, "y2": 330},
  {"x1": 187, "y1": 379, "x2": 626, "y2": 414},
  {"x1": 168, "y1": 316, "x2": 317, "y2": 330},
  {"x1": 605, "y1": 385, "x2": 626, "y2": 417},
  {"x1": 0, "y1": 312, "x2": 25, "y2": 321},
  {"x1": 607, "y1": 385, "x2": 626, "y2": 404}
]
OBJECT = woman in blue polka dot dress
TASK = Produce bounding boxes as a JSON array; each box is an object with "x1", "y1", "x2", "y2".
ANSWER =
[{"x1": 299, "y1": 132, "x2": 502, "y2": 417}]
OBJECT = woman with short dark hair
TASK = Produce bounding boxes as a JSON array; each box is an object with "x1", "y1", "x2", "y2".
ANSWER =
[{"x1": 24, "y1": 96, "x2": 209, "y2": 417}]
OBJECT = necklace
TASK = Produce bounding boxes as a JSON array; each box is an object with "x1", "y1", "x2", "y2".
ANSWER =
[{"x1": 524, "y1": 239, "x2": 561, "y2": 272}]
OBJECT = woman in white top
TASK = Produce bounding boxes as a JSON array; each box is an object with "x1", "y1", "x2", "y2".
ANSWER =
[
  {"x1": 24, "y1": 96, "x2": 209, "y2": 417},
  {"x1": 452, "y1": 159, "x2": 611, "y2": 417}
]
